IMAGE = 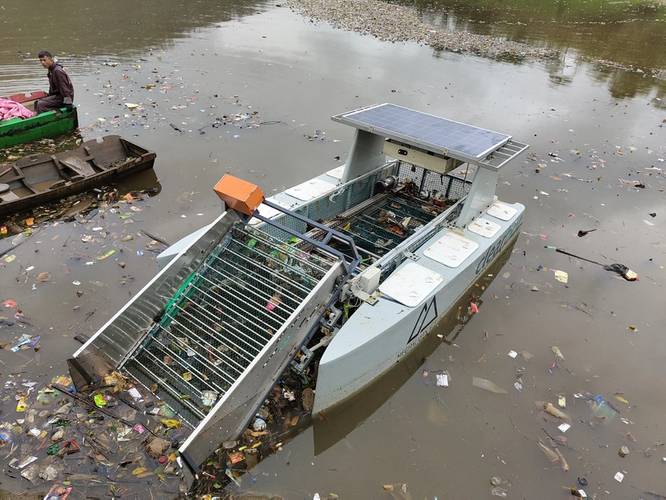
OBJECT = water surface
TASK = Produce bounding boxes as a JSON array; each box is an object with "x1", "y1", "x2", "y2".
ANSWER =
[
  {"x1": 0, "y1": 0, "x2": 263, "y2": 93},
  {"x1": 1, "y1": 2, "x2": 665, "y2": 498},
  {"x1": 403, "y1": 0, "x2": 666, "y2": 98}
]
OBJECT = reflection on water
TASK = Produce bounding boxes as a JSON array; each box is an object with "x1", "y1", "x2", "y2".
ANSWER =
[
  {"x1": 116, "y1": 167, "x2": 162, "y2": 197},
  {"x1": 1, "y1": 0, "x2": 663, "y2": 99},
  {"x1": 0, "y1": 0, "x2": 264, "y2": 93},
  {"x1": 401, "y1": 0, "x2": 666, "y2": 96},
  {"x1": 588, "y1": 60, "x2": 666, "y2": 99}
]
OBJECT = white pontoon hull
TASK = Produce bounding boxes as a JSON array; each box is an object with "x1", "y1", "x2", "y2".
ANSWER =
[{"x1": 313, "y1": 202, "x2": 524, "y2": 414}]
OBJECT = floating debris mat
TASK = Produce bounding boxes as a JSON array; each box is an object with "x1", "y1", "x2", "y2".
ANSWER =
[
  {"x1": 120, "y1": 223, "x2": 339, "y2": 428},
  {"x1": 336, "y1": 191, "x2": 447, "y2": 258}
]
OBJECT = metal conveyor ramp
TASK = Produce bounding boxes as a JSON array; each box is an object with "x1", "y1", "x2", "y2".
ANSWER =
[
  {"x1": 70, "y1": 207, "x2": 345, "y2": 469},
  {"x1": 122, "y1": 222, "x2": 341, "y2": 423}
]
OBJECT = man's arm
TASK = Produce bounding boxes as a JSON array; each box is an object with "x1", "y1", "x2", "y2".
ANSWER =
[
  {"x1": 47, "y1": 74, "x2": 56, "y2": 96},
  {"x1": 53, "y1": 69, "x2": 74, "y2": 106}
]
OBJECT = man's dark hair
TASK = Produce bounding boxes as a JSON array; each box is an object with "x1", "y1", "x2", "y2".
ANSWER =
[{"x1": 38, "y1": 50, "x2": 53, "y2": 59}]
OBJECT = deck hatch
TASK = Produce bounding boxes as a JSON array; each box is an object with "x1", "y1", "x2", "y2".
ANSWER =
[
  {"x1": 379, "y1": 261, "x2": 443, "y2": 307},
  {"x1": 424, "y1": 231, "x2": 479, "y2": 268},
  {"x1": 487, "y1": 201, "x2": 518, "y2": 221},
  {"x1": 468, "y1": 217, "x2": 501, "y2": 238}
]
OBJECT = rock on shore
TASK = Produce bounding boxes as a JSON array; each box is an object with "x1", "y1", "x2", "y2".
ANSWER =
[{"x1": 288, "y1": 0, "x2": 558, "y2": 61}]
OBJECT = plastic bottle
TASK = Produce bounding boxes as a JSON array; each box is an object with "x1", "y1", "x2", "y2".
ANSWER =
[
  {"x1": 0, "y1": 430, "x2": 13, "y2": 447},
  {"x1": 589, "y1": 395, "x2": 618, "y2": 421}
]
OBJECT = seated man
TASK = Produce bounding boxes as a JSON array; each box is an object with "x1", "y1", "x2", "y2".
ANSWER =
[{"x1": 35, "y1": 50, "x2": 74, "y2": 114}]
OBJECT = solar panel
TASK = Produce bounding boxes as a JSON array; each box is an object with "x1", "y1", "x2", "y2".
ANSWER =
[{"x1": 333, "y1": 104, "x2": 510, "y2": 160}]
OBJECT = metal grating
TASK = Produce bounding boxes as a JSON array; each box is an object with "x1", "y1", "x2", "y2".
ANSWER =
[
  {"x1": 478, "y1": 139, "x2": 529, "y2": 170},
  {"x1": 307, "y1": 162, "x2": 472, "y2": 265},
  {"x1": 335, "y1": 191, "x2": 446, "y2": 259},
  {"x1": 398, "y1": 162, "x2": 473, "y2": 201},
  {"x1": 121, "y1": 224, "x2": 338, "y2": 426},
  {"x1": 258, "y1": 210, "x2": 309, "y2": 242},
  {"x1": 258, "y1": 166, "x2": 395, "y2": 244},
  {"x1": 333, "y1": 104, "x2": 510, "y2": 160}
]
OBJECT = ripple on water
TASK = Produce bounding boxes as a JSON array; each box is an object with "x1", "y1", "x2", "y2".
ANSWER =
[{"x1": 0, "y1": 55, "x2": 126, "y2": 95}]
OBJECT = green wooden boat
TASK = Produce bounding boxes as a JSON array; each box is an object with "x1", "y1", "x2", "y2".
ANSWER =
[{"x1": 0, "y1": 91, "x2": 78, "y2": 149}]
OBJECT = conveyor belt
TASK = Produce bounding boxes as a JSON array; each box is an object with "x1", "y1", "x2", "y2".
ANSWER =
[
  {"x1": 121, "y1": 223, "x2": 339, "y2": 427},
  {"x1": 71, "y1": 206, "x2": 349, "y2": 469}
]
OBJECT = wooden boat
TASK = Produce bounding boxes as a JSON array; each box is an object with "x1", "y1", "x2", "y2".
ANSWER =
[
  {"x1": 0, "y1": 135, "x2": 156, "y2": 216},
  {"x1": 0, "y1": 91, "x2": 78, "y2": 148}
]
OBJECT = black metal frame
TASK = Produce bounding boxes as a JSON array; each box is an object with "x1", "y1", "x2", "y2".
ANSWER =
[{"x1": 256, "y1": 199, "x2": 361, "y2": 275}]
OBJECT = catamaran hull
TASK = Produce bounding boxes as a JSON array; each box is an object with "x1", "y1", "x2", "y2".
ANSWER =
[{"x1": 313, "y1": 202, "x2": 524, "y2": 415}]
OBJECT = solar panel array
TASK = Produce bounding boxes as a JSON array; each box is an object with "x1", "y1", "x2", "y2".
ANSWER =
[{"x1": 335, "y1": 104, "x2": 510, "y2": 159}]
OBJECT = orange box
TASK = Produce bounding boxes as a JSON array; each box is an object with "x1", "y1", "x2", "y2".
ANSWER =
[{"x1": 213, "y1": 174, "x2": 264, "y2": 216}]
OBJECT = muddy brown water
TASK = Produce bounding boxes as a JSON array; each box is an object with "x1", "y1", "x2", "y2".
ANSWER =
[{"x1": 1, "y1": 0, "x2": 665, "y2": 498}]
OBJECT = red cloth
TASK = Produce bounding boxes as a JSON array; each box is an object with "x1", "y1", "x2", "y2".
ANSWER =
[{"x1": 0, "y1": 98, "x2": 35, "y2": 120}]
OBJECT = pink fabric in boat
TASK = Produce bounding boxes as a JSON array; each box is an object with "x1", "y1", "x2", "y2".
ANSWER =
[{"x1": 0, "y1": 98, "x2": 36, "y2": 120}]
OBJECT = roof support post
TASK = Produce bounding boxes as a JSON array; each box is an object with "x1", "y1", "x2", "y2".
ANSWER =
[
  {"x1": 456, "y1": 165, "x2": 498, "y2": 228},
  {"x1": 341, "y1": 129, "x2": 386, "y2": 183}
]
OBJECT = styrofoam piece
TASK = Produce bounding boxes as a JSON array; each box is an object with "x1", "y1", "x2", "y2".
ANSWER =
[
  {"x1": 326, "y1": 165, "x2": 345, "y2": 180},
  {"x1": 436, "y1": 373, "x2": 449, "y2": 387},
  {"x1": 379, "y1": 261, "x2": 443, "y2": 307},
  {"x1": 468, "y1": 217, "x2": 501, "y2": 238},
  {"x1": 424, "y1": 231, "x2": 479, "y2": 268},
  {"x1": 487, "y1": 201, "x2": 517, "y2": 221},
  {"x1": 285, "y1": 178, "x2": 336, "y2": 201}
]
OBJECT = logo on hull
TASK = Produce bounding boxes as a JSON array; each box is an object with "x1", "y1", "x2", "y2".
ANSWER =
[
  {"x1": 407, "y1": 297, "x2": 438, "y2": 344},
  {"x1": 474, "y1": 216, "x2": 522, "y2": 275}
]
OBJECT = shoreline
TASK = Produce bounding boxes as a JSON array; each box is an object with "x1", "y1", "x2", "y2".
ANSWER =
[
  {"x1": 288, "y1": 0, "x2": 666, "y2": 79},
  {"x1": 288, "y1": 0, "x2": 559, "y2": 62}
]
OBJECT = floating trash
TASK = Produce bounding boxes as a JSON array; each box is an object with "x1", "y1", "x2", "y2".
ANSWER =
[{"x1": 472, "y1": 377, "x2": 507, "y2": 394}]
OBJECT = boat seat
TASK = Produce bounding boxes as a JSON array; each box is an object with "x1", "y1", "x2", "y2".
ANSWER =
[
  {"x1": 60, "y1": 156, "x2": 96, "y2": 177},
  {"x1": 0, "y1": 191, "x2": 20, "y2": 202},
  {"x1": 49, "y1": 180, "x2": 68, "y2": 189}
]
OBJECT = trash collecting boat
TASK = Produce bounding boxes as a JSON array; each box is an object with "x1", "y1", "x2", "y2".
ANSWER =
[
  {"x1": 69, "y1": 103, "x2": 528, "y2": 472},
  {"x1": 0, "y1": 91, "x2": 78, "y2": 148},
  {"x1": 0, "y1": 135, "x2": 156, "y2": 216}
]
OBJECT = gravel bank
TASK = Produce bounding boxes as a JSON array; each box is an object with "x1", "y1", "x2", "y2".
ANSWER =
[{"x1": 288, "y1": 0, "x2": 558, "y2": 61}]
